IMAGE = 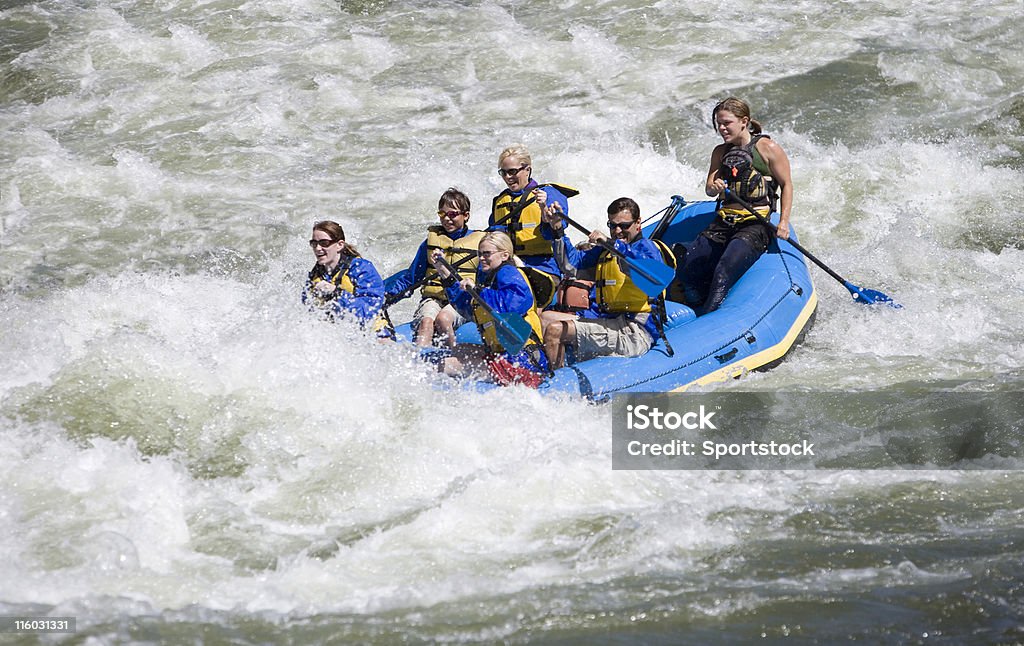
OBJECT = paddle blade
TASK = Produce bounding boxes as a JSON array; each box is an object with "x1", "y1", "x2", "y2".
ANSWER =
[
  {"x1": 625, "y1": 257, "x2": 676, "y2": 298},
  {"x1": 492, "y1": 312, "x2": 534, "y2": 355},
  {"x1": 845, "y1": 282, "x2": 902, "y2": 309}
]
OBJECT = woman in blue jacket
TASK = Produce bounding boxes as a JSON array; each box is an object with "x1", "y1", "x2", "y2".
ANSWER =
[
  {"x1": 430, "y1": 231, "x2": 549, "y2": 387},
  {"x1": 303, "y1": 220, "x2": 390, "y2": 337}
]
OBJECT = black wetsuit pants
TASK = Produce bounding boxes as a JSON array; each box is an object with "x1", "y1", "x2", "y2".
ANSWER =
[{"x1": 677, "y1": 218, "x2": 772, "y2": 315}]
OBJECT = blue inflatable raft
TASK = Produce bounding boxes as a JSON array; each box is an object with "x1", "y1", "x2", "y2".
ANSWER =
[{"x1": 394, "y1": 199, "x2": 817, "y2": 399}]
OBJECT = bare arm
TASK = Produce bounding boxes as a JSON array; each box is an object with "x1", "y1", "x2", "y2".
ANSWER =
[
  {"x1": 757, "y1": 137, "x2": 793, "y2": 239},
  {"x1": 705, "y1": 144, "x2": 728, "y2": 198}
]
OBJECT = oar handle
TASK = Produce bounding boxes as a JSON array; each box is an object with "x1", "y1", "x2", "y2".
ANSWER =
[{"x1": 723, "y1": 188, "x2": 849, "y2": 287}]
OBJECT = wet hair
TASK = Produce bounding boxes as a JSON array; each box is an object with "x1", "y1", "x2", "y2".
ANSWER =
[
  {"x1": 607, "y1": 197, "x2": 640, "y2": 221},
  {"x1": 712, "y1": 97, "x2": 763, "y2": 135},
  {"x1": 312, "y1": 220, "x2": 361, "y2": 257},
  {"x1": 498, "y1": 144, "x2": 532, "y2": 169},
  {"x1": 438, "y1": 187, "x2": 471, "y2": 214}
]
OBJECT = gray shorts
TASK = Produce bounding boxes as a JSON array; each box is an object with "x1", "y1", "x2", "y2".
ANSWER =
[
  {"x1": 414, "y1": 297, "x2": 467, "y2": 329},
  {"x1": 573, "y1": 315, "x2": 653, "y2": 361}
]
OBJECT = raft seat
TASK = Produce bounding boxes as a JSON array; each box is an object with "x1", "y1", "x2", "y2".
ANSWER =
[{"x1": 663, "y1": 300, "x2": 697, "y2": 331}]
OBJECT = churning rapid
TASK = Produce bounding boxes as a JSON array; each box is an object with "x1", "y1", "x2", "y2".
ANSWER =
[{"x1": 2, "y1": 0, "x2": 1024, "y2": 642}]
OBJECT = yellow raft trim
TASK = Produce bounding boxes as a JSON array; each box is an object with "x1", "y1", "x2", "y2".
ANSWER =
[{"x1": 670, "y1": 287, "x2": 819, "y2": 392}]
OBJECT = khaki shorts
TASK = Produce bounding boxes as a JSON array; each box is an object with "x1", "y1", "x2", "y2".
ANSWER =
[
  {"x1": 414, "y1": 297, "x2": 466, "y2": 329},
  {"x1": 573, "y1": 315, "x2": 653, "y2": 361}
]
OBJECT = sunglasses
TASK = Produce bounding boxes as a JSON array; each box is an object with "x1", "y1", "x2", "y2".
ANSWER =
[
  {"x1": 607, "y1": 221, "x2": 636, "y2": 231},
  {"x1": 437, "y1": 210, "x2": 466, "y2": 219},
  {"x1": 308, "y1": 238, "x2": 339, "y2": 248},
  {"x1": 498, "y1": 165, "x2": 529, "y2": 178},
  {"x1": 478, "y1": 250, "x2": 503, "y2": 258}
]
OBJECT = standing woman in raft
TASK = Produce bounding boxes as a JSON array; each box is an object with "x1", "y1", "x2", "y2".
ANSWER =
[
  {"x1": 303, "y1": 220, "x2": 391, "y2": 338},
  {"x1": 678, "y1": 97, "x2": 794, "y2": 315}
]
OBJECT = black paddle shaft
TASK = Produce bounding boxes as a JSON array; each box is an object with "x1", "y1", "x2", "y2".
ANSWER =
[
  {"x1": 554, "y1": 212, "x2": 673, "y2": 291},
  {"x1": 724, "y1": 188, "x2": 900, "y2": 308},
  {"x1": 724, "y1": 189, "x2": 849, "y2": 286},
  {"x1": 433, "y1": 255, "x2": 535, "y2": 352},
  {"x1": 649, "y1": 195, "x2": 687, "y2": 242},
  {"x1": 556, "y1": 213, "x2": 622, "y2": 257},
  {"x1": 386, "y1": 252, "x2": 478, "y2": 306},
  {"x1": 433, "y1": 256, "x2": 498, "y2": 318}
]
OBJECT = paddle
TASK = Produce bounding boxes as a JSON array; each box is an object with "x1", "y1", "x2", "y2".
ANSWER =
[
  {"x1": 555, "y1": 213, "x2": 675, "y2": 298},
  {"x1": 723, "y1": 188, "x2": 901, "y2": 308},
  {"x1": 433, "y1": 256, "x2": 534, "y2": 355},
  {"x1": 384, "y1": 252, "x2": 478, "y2": 307}
]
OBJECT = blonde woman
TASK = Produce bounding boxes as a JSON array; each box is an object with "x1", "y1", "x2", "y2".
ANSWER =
[
  {"x1": 488, "y1": 144, "x2": 578, "y2": 286},
  {"x1": 429, "y1": 232, "x2": 549, "y2": 387}
]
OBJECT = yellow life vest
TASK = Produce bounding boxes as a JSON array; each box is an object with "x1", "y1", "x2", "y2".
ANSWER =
[
  {"x1": 309, "y1": 261, "x2": 388, "y2": 334},
  {"x1": 717, "y1": 205, "x2": 771, "y2": 226},
  {"x1": 594, "y1": 239, "x2": 676, "y2": 315},
  {"x1": 472, "y1": 266, "x2": 544, "y2": 355},
  {"x1": 422, "y1": 226, "x2": 485, "y2": 300},
  {"x1": 491, "y1": 183, "x2": 579, "y2": 258}
]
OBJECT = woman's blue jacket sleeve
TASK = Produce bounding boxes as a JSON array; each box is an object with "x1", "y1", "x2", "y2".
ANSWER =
[{"x1": 446, "y1": 264, "x2": 533, "y2": 319}]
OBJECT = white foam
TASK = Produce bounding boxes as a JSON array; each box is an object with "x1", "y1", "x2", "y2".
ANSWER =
[{"x1": 2, "y1": 0, "x2": 1023, "y2": 632}]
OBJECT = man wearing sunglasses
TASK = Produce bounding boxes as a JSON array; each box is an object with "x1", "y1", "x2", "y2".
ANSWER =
[{"x1": 540, "y1": 197, "x2": 669, "y2": 369}]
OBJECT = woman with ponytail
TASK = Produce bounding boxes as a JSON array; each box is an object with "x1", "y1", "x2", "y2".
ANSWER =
[{"x1": 678, "y1": 97, "x2": 794, "y2": 315}]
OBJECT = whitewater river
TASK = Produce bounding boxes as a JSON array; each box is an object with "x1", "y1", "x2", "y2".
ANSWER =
[{"x1": 2, "y1": 0, "x2": 1023, "y2": 642}]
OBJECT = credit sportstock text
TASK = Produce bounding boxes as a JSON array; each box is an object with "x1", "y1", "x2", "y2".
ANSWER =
[{"x1": 611, "y1": 392, "x2": 1024, "y2": 470}]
